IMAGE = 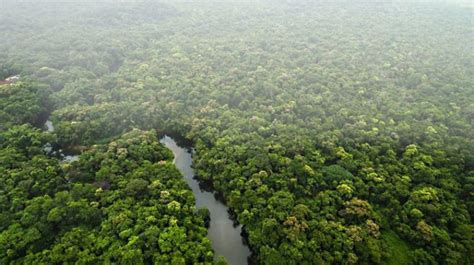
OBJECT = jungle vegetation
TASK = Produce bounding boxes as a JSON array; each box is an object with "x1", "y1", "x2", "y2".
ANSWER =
[{"x1": 0, "y1": 1, "x2": 473, "y2": 264}]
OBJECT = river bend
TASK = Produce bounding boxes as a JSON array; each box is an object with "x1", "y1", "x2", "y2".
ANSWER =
[{"x1": 160, "y1": 136, "x2": 251, "y2": 265}]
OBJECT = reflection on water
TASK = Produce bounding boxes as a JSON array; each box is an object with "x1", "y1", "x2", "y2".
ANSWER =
[
  {"x1": 63, "y1": 155, "x2": 79, "y2": 162},
  {"x1": 43, "y1": 119, "x2": 79, "y2": 162},
  {"x1": 45, "y1": 120, "x2": 54, "y2": 132},
  {"x1": 161, "y1": 135, "x2": 251, "y2": 265}
]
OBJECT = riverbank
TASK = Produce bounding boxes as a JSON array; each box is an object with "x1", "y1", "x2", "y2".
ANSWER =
[{"x1": 161, "y1": 136, "x2": 252, "y2": 265}]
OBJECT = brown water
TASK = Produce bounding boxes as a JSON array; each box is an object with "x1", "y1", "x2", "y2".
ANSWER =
[{"x1": 160, "y1": 135, "x2": 251, "y2": 265}]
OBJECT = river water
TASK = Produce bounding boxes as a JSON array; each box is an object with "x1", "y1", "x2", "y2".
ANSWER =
[
  {"x1": 44, "y1": 120, "x2": 79, "y2": 162},
  {"x1": 160, "y1": 135, "x2": 251, "y2": 265},
  {"x1": 43, "y1": 120, "x2": 250, "y2": 262}
]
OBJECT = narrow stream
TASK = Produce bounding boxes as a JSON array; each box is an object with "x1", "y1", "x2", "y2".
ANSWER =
[
  {"x1": 43, "y1": 120, "x2": 250, "y2": 263},
  {"x1": 44, "y1": 119, "x2": 79, "y2": 162},
  {"x1": 160, "y1": 135, "x2": 251, "y2": 265},
  {"x1": 45, "y1": 120, "x2": 54, "y2": 132}
]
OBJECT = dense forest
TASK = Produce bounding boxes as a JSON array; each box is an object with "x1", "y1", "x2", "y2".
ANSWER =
[{"x1": 0, "y1": 0, "x2": 473, "y2": 264}]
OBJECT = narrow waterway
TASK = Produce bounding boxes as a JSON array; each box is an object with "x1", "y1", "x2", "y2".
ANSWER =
[
  {"x1": 43, "y1": 119, "x2": 79, "y2": 162},
  {"x1": 160, "y1": 135, "x2": 251, "y2": 265}
]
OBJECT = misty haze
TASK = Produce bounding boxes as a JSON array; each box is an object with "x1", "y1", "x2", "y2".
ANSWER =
[{"x1": 0, "y1": 0, "x2": 472, "y2": 264}]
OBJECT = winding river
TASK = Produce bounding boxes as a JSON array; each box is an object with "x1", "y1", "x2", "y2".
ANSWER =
[
  {"x1": 43, "y1": 119, "x2": 250, "y2": 263},
  {"x1": 160, "y1": 136, "x2": 251, "y2": 265}
]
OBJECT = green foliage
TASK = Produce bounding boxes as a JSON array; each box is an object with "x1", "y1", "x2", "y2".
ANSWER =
[
  {"x1": 1, "y1": 1, "x2": 473, "y2": 264},
  {"x1": 0, "y1": 122, "x2": 213, "y2": 264},
  {"x1": 0, "y1": 81, "x2": 51, "y2": 130},
  {"x1": 381, "y1": 231, "x2": 411, "y2": 265}
]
